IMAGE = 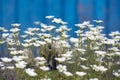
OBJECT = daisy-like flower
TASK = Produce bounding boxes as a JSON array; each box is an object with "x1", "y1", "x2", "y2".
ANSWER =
[
  {"x1": 52, "y1": 18, "x2": 61, "y2": 24},
  {"x1": 56, "y1": 64, "x2": 67, "y2": 73},
  {"x1": 25, "y1": 68, "x2": 37, "y2": 77},
  {"x1": 1, "y1": 57, "x2": 12, "y2": 63},
  {"x1": 76, "y1": 71, "x2": 86, "y2": 76},
  {"x1": 40, "y1": 66, "x2": 50, "y2": 71},
  {"x1": 63, "y1": 71, "x2": 73, "y2": 76},
  {"x1": 15, "y1": 61, "x2": 27, "y2": 69}
]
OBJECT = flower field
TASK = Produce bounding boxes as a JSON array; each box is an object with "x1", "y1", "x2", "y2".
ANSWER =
[{"x1": 0, "y1": 16, "x2": 120, "y2": 80}]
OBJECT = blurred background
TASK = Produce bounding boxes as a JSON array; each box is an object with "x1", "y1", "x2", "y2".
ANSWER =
[{"x1": 0, "y1": 0, "x2": 120, "y2": 36}]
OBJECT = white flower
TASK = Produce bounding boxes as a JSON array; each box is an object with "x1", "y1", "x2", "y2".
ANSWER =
[
  {"x1": 12, "y1": 56, "x2": 26, "y2": 62},
  {"x1": 45, "y1": 16, "x2": 54, "y2": 19},
  {"x1": 95, "y1": 51, "x2": 106, "y2": 56},
  {"x1": 2, "y1": 33, "x2": 9, "y2": 38},
  {"x1": 52, "y1": 18, "x2": 61, "y2": 24},
  {"x1": 70, "y1": 37, "x2": 79, "y2": 43},
  {"x1": 63, "y1": 71, "x2": 73, "y2": 76},
  {"x1": 91, "y1": 65, "x2": 107, "y2": 72},
  {"x1": 113, "y1": 72, "x2": 120, "y2": 77},
  {"x1": 25, "y1": 68, "x2": 37, "y2": 77},
  {"x1": 6, "y1": 66, "x2": 14, "y2": 70},
  {"x1": 1, "y1": 57, "x2": 12, "y2": 63},
  {"x1": 41, "y1": 78, "x2": 51, "y2": 80},
  {"x1": 80, "y1": 65, "x2": 89, "y2": 70},
  {"x1": 89, "y1": 78, "x2": 99, "y2": 80},
  {"x1": 93, "y1": 20, "x2": 103, "y2": 23},
  {"x1": 15, "y1": 61, "x2": 27, "y2": 69},
  {"x1": 35, "y1": 57, "x2": 46, "y2": 61},
  {"x1": 10, "y1": 28, "x2": 20, "y2": 33},
  {"x1": 56, "y1": 64, "x2": 67, "y2": 72},
  {"x1": 80, "y1": 57, "x2": 87, "y2": 61},
  {"x1": 114, "y1": 52, "x2": 120, "y2": 56},
  {"x1": 55, "y1": 57, "x2": 66, "y2": 62},
  {"x1": 75, "y1": 24, "x2": 86, "y2": 29},
  {"x1": 11, "y1": 23, "x2": 21, "y2": 27},
  {"x1": 76, "y1": 71, "x2": 86, "y2": 76},
  {"x1": 40, "y1": 66, "x2": 49, "y2": 71}
]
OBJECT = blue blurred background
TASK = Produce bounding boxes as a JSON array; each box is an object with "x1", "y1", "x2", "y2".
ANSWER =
[{"x1": 0, "y1": 0, "x2": 120, "y2": 36}]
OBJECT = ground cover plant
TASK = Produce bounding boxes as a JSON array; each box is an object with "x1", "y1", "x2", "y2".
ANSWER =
[{"x1": 0, "y1": 16, "x2": 120, "y2": 80}]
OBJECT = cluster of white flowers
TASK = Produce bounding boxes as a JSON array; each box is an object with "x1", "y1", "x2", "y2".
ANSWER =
[{"x1": 0, "y1": 16, "x2": 120, "y2": 80}]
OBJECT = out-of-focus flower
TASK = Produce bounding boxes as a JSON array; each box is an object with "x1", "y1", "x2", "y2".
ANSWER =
[
  {"x1": 45, "y1": 16, "x2": 54, "y2": 19},
  {"x1": 89, "y1": 78, "x2": 99, "y2": 80},
  {"x1": 2, "y1": 33, "x2": 9, "y2": 38},
  {"x1": 10, "y1": 28, "x2": 20, "y2": 33},
  {"x1": 63, "y1": 71, "x2": 73, "y2": 76},
  {"x1": 52, "y1": 18, "x2": 61, "y2": 24},
  {"x1": 93, "y1": 20, "x2": 103, "y2": 23},
  {"x1": 25, "y1": 68, "x2": 37, "y2": 77},
  {"x1": 56, "y1": 64, "x2": 67, "y2": 73},
  {"x1": 6, "y1": 66, "x2": 14, "y2": 70},
  {"x1": 76, "y1": 71, "x2": 86, "y2": 76},
  {"x1": 15, "y1": 61, "x2": 27, "y2": 69},
  {"x1": 55, "y1": 57, "x2": 66, "y2": 62},
  {"x1": 11, "y1": 23, "x2": 21, "y2": 27},
  {"x1": 1, "y1": 57, "x2": 12, "y2": 63},
  {"x1": 40, "y1": 66, "x2": 50, "y2": 71}
]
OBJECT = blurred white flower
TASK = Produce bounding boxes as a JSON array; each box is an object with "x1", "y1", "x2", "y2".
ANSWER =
[
  {"x1": 2, "y1": 33, "x2": 9, "y2": 38},
  {"x1": 25, "y1": 68, "x2": 37, "y2": 77},
  {"x1": 70, "y1": 37, "x2": 78, "y2": 43},
  {"x1": 55, "y1": 57, "x2": 66, "y2": 62},
  {"x1": 93, "y1": 20, "x2": 103, "y2": 23},
  {"x1": 89, "y1": 78, "x2": 99, "y2": 80},
  {"x1": 10, "y1": 28, "x2": 20, "y2": 33},
  {"x1": 1, "y1": 57, "x2": 12, "y2": 63},
  {"x1": 57, "y1": 64, "x2": 67, "y2": 73},
  {"x1": 6, "y1": 66, "x2": 14, "y2": 70},
  {"x1": 80, "y1": 65, "x2": 89, "y2": 70},
  {"x1": 63, "y1": 71, "x2": 73, "y2": 76},
  {"x1": 11, "y1": 23, "x2": 21, "y2": 27},
  {"x1": 76, "y1": 71, "x2": 86, "y2": 76},
  {"x1": 40, "y1": 66, "x2": 50, "y2": 71},
  {"x1": 52, "y1": 18, "x2": 61, "y2": 24},
  {"x1": 15, "y1": 61, "x2": 27, "y2": 69},
  {"x1": 45, "y1": 16, "x2": 54, "y2": 19}
]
